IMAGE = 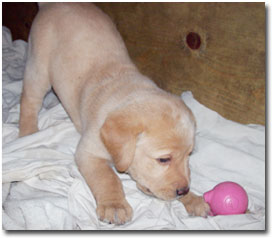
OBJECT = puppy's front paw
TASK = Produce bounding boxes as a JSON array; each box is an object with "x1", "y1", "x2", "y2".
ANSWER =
[
  {"x1": 179, "y1": 192, "x2": 210, "y2": 218},
  {"x1": 96, "y1": 199, "x2": 133, "y2": 225},
  {"x1": 184, "y1": 196, "x2": 210, "y2": 217}
]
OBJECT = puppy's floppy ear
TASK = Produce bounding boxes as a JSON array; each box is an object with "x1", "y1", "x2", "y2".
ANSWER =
[{"x1": 100, "y1": 108, "x2": 143, "y2": 172}]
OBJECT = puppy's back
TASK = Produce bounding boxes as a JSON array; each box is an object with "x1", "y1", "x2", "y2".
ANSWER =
[
  {"x1": 28, "y1": 3, "x2": 134, "y2": 130},
  {"x1": 34, "y1": 3, "x2": 129, "y2": 60}
]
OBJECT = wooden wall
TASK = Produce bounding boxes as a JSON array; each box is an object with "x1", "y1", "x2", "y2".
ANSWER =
[{"x1": 2, "y1": 2, "x2": 265, "y2": 125}]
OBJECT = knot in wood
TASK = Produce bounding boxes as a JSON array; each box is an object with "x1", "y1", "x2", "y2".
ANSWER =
[{"x1": 186, "y1": 32, "x2": 201, "y2": 50}]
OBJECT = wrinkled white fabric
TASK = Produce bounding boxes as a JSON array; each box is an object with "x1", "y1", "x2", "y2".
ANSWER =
[{"x1": 2, "y1": 26, "x2": 265, "y2": 230}]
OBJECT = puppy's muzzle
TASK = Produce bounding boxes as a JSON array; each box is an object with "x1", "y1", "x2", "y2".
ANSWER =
[{"x1": 176, "y1": 187, "x2": 190, "y2": 197}]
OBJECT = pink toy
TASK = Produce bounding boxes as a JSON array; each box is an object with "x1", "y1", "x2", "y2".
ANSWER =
[{"x1": 203, "y1": 181, "x2": 248, "y2": 216}]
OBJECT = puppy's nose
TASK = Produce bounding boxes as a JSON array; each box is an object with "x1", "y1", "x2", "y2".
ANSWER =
[{"x1": 176, "y1": 187, "x2": 190, "y2": 196}]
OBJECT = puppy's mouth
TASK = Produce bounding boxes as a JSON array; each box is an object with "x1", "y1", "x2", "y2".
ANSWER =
[
  {"x1": 136, "y1": 182, "x2": 189, "y2": 201},
  {"x1": 136, "y1": 183, "x2": 154, "y2": 196}
]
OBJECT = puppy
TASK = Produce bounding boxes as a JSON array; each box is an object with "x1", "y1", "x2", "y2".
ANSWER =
[{"x1": 19, "y1": 3, "x2": 210, "y2": 225}]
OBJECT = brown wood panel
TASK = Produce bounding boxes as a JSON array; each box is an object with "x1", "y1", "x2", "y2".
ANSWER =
[{"x1": 96, "y1": 2, "x2": 265, "y2": 125}]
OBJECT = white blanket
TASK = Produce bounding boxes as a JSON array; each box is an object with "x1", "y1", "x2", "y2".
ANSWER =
[{"x1": 2, "y1": 26, "x2": 265, "y2": 230}]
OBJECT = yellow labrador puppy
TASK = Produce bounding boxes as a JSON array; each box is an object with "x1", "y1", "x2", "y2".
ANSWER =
[{"x1": 19, "y1": 3, "x2": 210, "y2": 225}]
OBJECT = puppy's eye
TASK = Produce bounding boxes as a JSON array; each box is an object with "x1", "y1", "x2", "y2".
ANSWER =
[{"x1": 157, "y1": 158, "x2": 171, "y2": 164}]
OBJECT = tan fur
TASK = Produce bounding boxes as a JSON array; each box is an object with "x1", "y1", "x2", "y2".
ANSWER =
[{"x1": 19, "y1": 3, "x2": 209, "y2": 224}]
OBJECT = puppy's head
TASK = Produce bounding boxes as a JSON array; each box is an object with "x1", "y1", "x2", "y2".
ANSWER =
[{"x1": 100, "y1": 95, "x2": 195, "y2": 200}]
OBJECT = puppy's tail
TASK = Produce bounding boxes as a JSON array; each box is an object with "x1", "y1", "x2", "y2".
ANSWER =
[{"x1": 38, "y1": 2, "x2": 49, "y2": 9}]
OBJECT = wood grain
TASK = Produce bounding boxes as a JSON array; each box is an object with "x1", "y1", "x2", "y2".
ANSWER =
[{"x1": 96, "y1": 2, "x2": 265, "y2": 125}]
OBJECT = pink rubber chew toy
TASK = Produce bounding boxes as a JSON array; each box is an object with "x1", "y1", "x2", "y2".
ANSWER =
[{"x1": 203, "y1": 181, "x2": 248, "y2": 216}]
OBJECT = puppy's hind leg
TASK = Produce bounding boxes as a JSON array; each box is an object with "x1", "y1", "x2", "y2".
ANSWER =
[{"x1": 19, "y1": 59, "x2": 51, "y2": 137}]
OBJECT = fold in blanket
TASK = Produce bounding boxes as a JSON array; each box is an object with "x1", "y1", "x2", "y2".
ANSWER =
[{"x1": 2, "y1": 27, "x2": 265, "y2": 230}]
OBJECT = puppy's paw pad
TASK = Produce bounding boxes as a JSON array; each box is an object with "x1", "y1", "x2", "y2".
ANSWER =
[{"x1": 96, "y1": 200, "x2": 133, "y2": 225}]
